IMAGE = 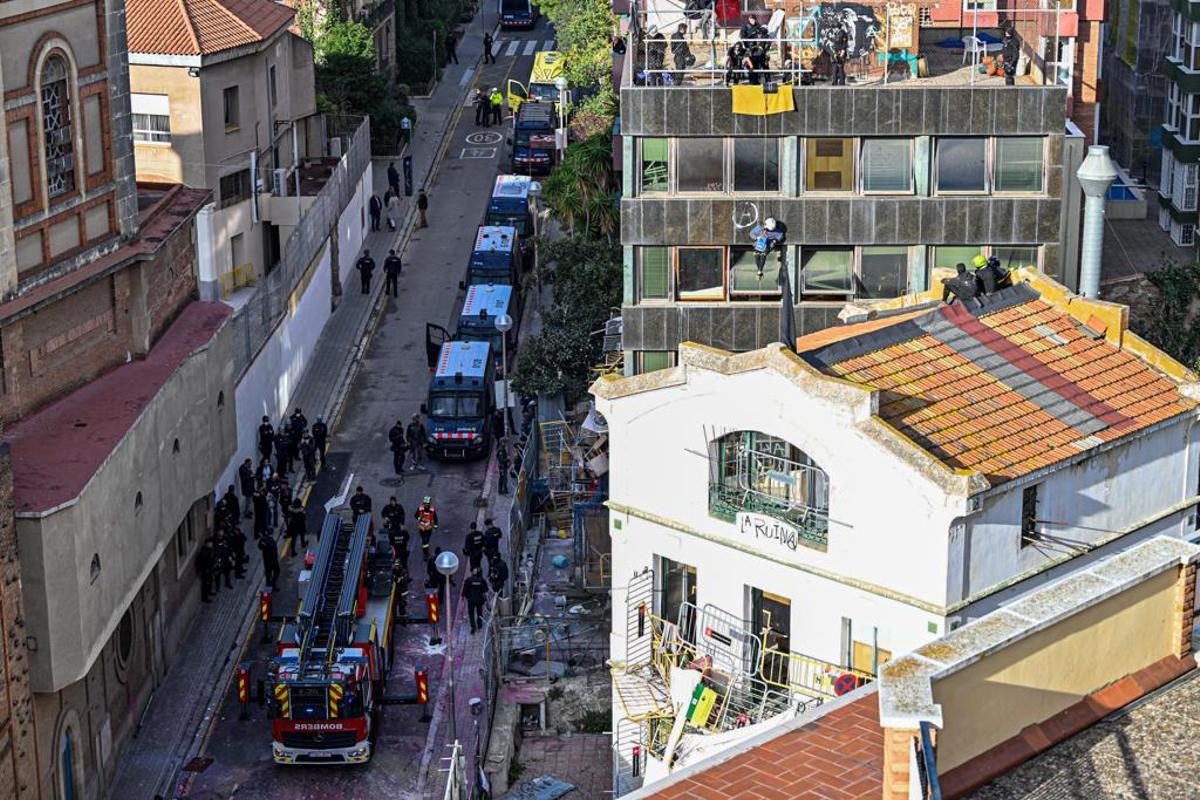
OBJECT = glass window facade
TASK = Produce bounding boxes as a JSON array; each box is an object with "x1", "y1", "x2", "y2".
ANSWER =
[
  {"x1": 994, "y1": 138, "x2": 1044, "y2": 193},
  {"x1": 936, "y1": 138, "x2": 987, "y2": 192},
  {"x1": 861, "y1": 139, "x2": 912, "y2": 193}
]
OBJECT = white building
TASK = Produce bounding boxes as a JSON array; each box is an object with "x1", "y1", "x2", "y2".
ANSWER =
[{"x1": 592, "y1": 270, "x2": 1200, "y2": 792}]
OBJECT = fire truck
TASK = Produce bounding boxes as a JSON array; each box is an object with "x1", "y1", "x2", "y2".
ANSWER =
[{"x1": 266, "y1": 511, "x2": 398, "y2": 764}]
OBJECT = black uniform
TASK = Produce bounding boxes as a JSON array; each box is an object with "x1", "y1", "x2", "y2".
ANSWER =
[
  {"x1": 356, "y1": 254, "x2": 376, "y2": 294},
  {"x1": 391, "y1": 437, "x2": 409, "y2": 477},
  {"x1": 311, "y1": 420, "x2": 328, "y2": 466},
  {"x1": 1002, "y1": 29, "x2": 1020, "y2": 86},
  {"x1": 446, "y1": 32, "x2": 458, "y2": 64},
  {"x1": 464, "y1": 528, "x2": 485, "y2": 572},
  {"x1": 942, "y1": 265, "x2": 981, "y2": 306},
  {"x1": 213, "y1": 535, "x2": 234, "y2": 589},
  {"x1": 387, "y1": 163, "x2": 401, "y2": 196},
  {"x1": 253, "y1": 491, "x2": 271, "y2": 537},
  {"x1": 219, "y1": 489, "x2": 240, "y2": 526},
  {"x1": 285, "y1": 506, "x2": 308, "y2": 552},
  {"x1": 350, "y1": 490, "x2": 373, "y2": 521},
  {"x1": 258, "y1": 420, "x2": 275, "y2": 461},
  {"x1": 646, "y1": 32, "x2": 666, "y2": 86},
  {"x1": 488, "y1": 558, "x2": 509, "y2": 596},
  {"x1": 368, "y1": 194, "x2": 382, "y2": 231},
  {"x1": 274, "y1": 429, "x2": 292, "y2": 474},
  {"x1": 238, "y1": 462, "x2": 255, "y2": 509},
  {"x1": 483, "y1": 32, "x2": 495, "y2": 64},
  {"x1": 258, "y1": 534, "x2": 280, "y2": 590},
  {"x1": 830, "y1": 25, "x2": 849, "y2": 86},
  {"x1": 196, "y1": 542, "x2": 216, "y2": 601},
  {"x1": 229, "y1": 526, "x2": 248, "y2": 578},
  {"x1": 496, "y1": 445, "x2": 510, "y2": 495},
  {"x1": 382, "y1": 500, "x2": 406, "y2": 532},
  {"x1": 463, "y1": 573, "x2": 489, "y2": 633},
  {"x1": 474, "y1": 90, "x2": 489, "y2": 126},
  {"x1": 300, "y1": 437, "x2": 317, "y2": 480},
  {"x1": 975, "y1": 259, "x2": 1013, "y2": 295},
  {"x1": 406, "y1": 419, "x2": 425, "y2": 465},
  {"x1": 290, "y1": 410, "x2": 308, "y2": 441},
  {"x1": 384, "y1": 253, "x2": 402, "y2": 297},
  {"x1": 388, "y1": 526, "x2": 411, "y2": 564},
  {"x1": 483, "y1": 522, "x2": 503, "y2": 568}
]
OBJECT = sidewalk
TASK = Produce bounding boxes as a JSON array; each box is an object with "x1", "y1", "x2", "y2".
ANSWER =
[{"x1": 106, "y1": 43, "x2": 481, "y2": 800}]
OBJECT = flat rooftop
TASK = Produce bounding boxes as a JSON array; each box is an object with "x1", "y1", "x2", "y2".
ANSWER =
[{"x1": 5, "y1": 301, "x2": 231, "y2": 514}]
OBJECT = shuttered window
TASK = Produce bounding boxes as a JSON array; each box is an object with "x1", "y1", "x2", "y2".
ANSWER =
[
  {"x1": 638, "y1": 247, "x2": 670, "y2": 301},
  {"x1": 640, "y1": 138, "x2": 669, "y2": 193},
  {"x1": 861, "y1": 139, "x2": 912, "y2": 193}
]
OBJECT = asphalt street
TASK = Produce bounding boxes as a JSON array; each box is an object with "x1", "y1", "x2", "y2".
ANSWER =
[{"x1": 184, "y1": 19, "x2": 554, "y2": 799}]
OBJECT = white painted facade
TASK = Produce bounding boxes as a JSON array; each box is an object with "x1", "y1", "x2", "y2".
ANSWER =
[{"x1": 596, "y1": 344, "x2": 1200, "y2": 678}]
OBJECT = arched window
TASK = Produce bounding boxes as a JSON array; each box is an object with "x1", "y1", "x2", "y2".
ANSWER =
[
  {"x1": 58, "y1": 723, "x2": 81, "y2": 800},
  {"x1": 40, "y1": 54, "x2": 76, "y2": 199},
  {"x1": 708, "y1": 431, "x2": 830, "y2": 549}
]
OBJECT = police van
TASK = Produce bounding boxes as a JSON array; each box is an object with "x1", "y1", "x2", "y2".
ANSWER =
[
  {"x1": 421, "y1": 341, "x2": 495, "y2": 460},
  {"x1": 463, "y1": 225, "x2": 523, "y2": 289},
  {"x1": 457, "y1": 284, "x2": 519, "y2": 356},
  {"x1": 509, "y1": 102, "x2": 557, "y2": 175},
  {"x1": 484, "y1": 175, "x2": 535, "y2": 237}
]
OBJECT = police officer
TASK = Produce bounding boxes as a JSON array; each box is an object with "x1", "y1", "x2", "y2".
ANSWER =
[
  {"x1": 285, "y1": 499, "x2": 308, "y2": 553},
  {"x1": 219, "y1": 484, "x2": 240, "y2": 527},
  {"x1": 489, "y1": 87, "x2": 503, "y2": 126},
  {"x1": 496, "y1": 442, "x2": 510, "y2": 495},
  {"x1": 384, "y1": 249, "x2": 403, "y2": 298},
  {"x1": 942, "y1": 263, "x2": 981, "y2": 306},
  {"x1": 474, "y1": 88, "x2": 489, "y2": 126},
  {"x1": 389, "y1": 525, "x2": 411, "y2": 565},
  {"x1": 483, "y1": 31, "x2": 496, "y2": 64},
  {"x1": 391, "y1": 434, "x2": 409, "y2": 478},
  {"x1": 311, "y1": 416, "x2": 328, "y2": 468},
  {"x1": 356, "y1": 249, "x2": 376, "y2": 294},
  {"x1": 258, "y1": 533, "x2": 281, "y2": 591},
  {"x1": 196, "y1": 539, "x2": 216, "y2": 602},
  {"x1": 238, "y1": 458, "x2": 255, "y2": 517},
  {"x1": 406, "y1": 415, "x2": 426, "y2": 467},
  {"x1": 389, "y1": 418, "x2": 406, "y2": 451},
  {"x1": 974, "y1": 254, "x2": 1013, "y2": 295},
  {"x1": 213, "y1": 533, "x2": 235, "y2": 590},
  {"x1": 1001, "y1": 23, "x2": 1020, "y2": 86},
  {"x1": 274, "y1": 425, "x2": 292, "y2": 475},
  {"x1": 350, "y1": 486, "x2": 373, "y2": 522},
  {"x1": 463, "y1": 567, "x2": 490, "y2": 634},
  {"x1": 229, "y1": 524, "x2": 248, "y2": 579},
  {"x1": 415, "y1": 496, "x2": 438, "y2": 556},
  {"x1": 483, "y1": 518, "x2": 503, "y2": 569},
  {"x1": 290, "y1": 407, "x2": 307, "y2": 441},
  {"x1": 464, "y1": 522, "x2": 485, "y2": 573},
  {"x1": 645, "y1": 27, "x2": 666, "y2": 86},
  {"x1": 830, "y1": 20, "x2": 849, "y2": 86},
  {"x1": 488, "y1": 556, "x2": 509, "y2": 597},
  {"x1": 300, "y1": 433, "x2": 317, "y2": 481},
  {"x1": 382, "y1": 496, "x2": 406, "y2": 532},
  {"x1": 253, "y1": 487, "x2": 272, "y2": 539},
  {"x1": 258, "y1": 415, "x2": 275, "y2": 462}
]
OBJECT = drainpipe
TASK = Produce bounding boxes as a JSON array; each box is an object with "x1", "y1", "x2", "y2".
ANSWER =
[{"x1": 1075, "y1": 145, "x2": 1119, "y2": 298}]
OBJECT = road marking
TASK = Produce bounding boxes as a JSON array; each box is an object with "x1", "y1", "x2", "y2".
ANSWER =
[
  {"x1": 460, "y1": 147, "x2": 497, "y2": 159},
  {"x1": 542, "y1": 39, "x2": 556, "y2": 50},
  {"x1": 467, "y1": 131, "x2": 504, "y2": 145},
  {"x1": 458, "y1": 66, "x2": 475, "y2": 87},
  {"x1": 523, "y1": 40, "x2": 538, "y2": 56},
  {"x1": 505, "y1": 40, "x2": 519, "y2": 56}
]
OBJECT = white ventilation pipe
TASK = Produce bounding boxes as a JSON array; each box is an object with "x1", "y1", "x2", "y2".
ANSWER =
[{"x1": 1075, "y1": 145, "x2": 1119, "y2": 299}]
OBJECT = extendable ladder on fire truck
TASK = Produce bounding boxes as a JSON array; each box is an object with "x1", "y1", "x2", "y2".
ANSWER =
[{"x1": 296, "y1": 513, "x2": 370, "y2": 673}]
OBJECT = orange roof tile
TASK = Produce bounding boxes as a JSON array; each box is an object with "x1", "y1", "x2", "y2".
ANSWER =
[
  {"x1": 127, "y1": 0, "x2": 294, "y2": 57},
  {"x1": 799, "y1": 284, "x2": 1198, "y2": 484}
]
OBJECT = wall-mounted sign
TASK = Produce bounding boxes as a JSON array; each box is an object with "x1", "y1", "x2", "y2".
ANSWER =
[{"x1": 737, "y1": 512, "x2": 804, "y2": 552}]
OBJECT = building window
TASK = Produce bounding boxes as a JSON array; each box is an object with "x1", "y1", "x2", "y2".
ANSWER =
[
  {"x1": 994, "y1": 138, "x2": 1044, "y2": 193},
  {"x1": 729, "y1": 245, "x2": 782, "y2": 295},
  {"x1": 640, "y1": 138, "x2": 669, "y2": 193},
  {"x1": 801, "y1": 247, "x2": 853, "y2": 294},
  {"x1": 636, "y1": 351, "x2": 676, "y2": 374},
  {"x1": 932, "y1": 245, "x2": 984, "y2": 271},
  {"x1": 936, "y1": 137, "x2": 988, "y2": 193},
  {"x1": 858, "y1": 247, "x2": 909, "y2": 298},
  {"x1": 59, "y1": 725, "x2": 81, "y2": 800},
  {"x1": 1173, "y1": 161, "x2": 1199, "y2": 212},
  {"x1": 655, "y1": 556, "x2": 697, "y2": 642},
  {"x1": 676, "y1": 247, "x2": 724, "y2": 300},
  {"x1": 861, "y1": 139, "x2": 912, "y2": 193},
  {"x1": 173, "y1": 438, "x2": 181, "y2": 453},
  {"x1": 218, "y1": 169, "x2": 252, "y2": 209},
  {"x1": 1020, "y1": 483, "x2": 1040, "y2": 547},
  {"x1": 223, "y1": 85, "x2": 240, "y2": 130},
  {"x1": 708, "y1": 431, "x2": 830, "y2": 549},
  {"x1": 40, "y1": 55, "x2": 76, "y2": 199},
  {"x1": 131, "y1": 93, "x2": 171, "y2": 143},
  {"x1": 804, "y1": 138, "x2": 854, "y2": 191},
  {"x1": 733, "y1": 138, "x2": 780, "y2": 193},
  {"x1": 174, "y1": 512, "x2": 196, "y2": 566},
  {"x1": 268, "y1": 64, "x2": 278, "y2": 108},
  {"x1": 1174, "y1": 16, "x2": 1200, "y2": 71},
  {"x1": 638, "y1": 246, "x2": 670, "y2": 301},
  {"x1": 115, "y1": 608, "x2": 134, "y2": 670},
  {"x1": 89, "y1": 553, "x2": 101, "y2": 584},
  {"x1": 676, "y1": 139, "x2": 725, "y2": 192},
  {"x1": 992, "y1": 246, "x2": 1039, "y2": 269},
  {"x1": 963, "y1": 0, "x2": 996, "y2": 9}
]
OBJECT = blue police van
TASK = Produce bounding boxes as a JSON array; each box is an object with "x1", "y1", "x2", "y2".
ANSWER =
[
  {"x1": 457, "y1": 284, "x2": 519, "y2": 356},
  {"x1": 421, "y1": 341, "x2": 496, "y2": 460},
  {"x1": 464, "y1": 225, "x2": 523, "y2": 289},
  {"x1": 484, "y1": 175, "x2": 535, "y2": 237}
]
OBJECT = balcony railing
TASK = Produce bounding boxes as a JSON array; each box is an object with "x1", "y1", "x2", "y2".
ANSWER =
[{"x1": 708, "y1": 483, "x2": 830, "y2": 550}]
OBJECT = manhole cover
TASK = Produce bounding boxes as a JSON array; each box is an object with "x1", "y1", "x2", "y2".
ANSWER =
[{"x1": 182, "y1": 756, "x2": 213, "y2": 773}]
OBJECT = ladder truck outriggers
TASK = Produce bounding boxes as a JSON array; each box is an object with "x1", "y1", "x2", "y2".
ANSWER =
[{"x1": 266, "y1": 511, "x2": 399, "y2": 764}]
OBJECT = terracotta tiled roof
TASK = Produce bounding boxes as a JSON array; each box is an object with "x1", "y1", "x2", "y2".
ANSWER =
[
  {"x1": 799, "y1": 283, "x2": 1198, "y2": 484},
  {"x1": 127, "y1": 0, "x2": 294, "y2": 56},
  {"x1": 644, "y1": 693, "x2": 882, "y2": 799}
]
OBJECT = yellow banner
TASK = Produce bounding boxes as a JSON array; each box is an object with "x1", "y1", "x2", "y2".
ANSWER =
[{"x1": 731, "y1": 85, "x2": 795, "y2": 116}]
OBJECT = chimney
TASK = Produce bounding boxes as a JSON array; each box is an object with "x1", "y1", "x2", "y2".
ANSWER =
[{"x1": 1075, "y1": 145, "x2": 1119, "y2": 299}]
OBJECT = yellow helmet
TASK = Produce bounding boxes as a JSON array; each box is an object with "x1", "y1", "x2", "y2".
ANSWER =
[{"x1": 972, "y1": 254, "x2": 988, "y2": 269}]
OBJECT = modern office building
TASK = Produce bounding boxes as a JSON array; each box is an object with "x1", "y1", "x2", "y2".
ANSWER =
[
  {"x1": 619, "y1": 6, "x2": 1084, "y2": 374},
  {"x1": 1103, "y1": 0, "x2": 1173, "y2": 183},
  {"x1": 1158, "y1": 0, "x2": 1200, "y2": 246}
]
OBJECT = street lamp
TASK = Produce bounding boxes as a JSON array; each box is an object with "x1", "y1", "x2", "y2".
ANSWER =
[
  {"x1": 495, "y1": 312, "x2": 513, "y2": 442},
  {"x1": 529, "y1": 181, "x2": 543, "y2": 310},
  {"x1": 554, "y1": 76, "x2": 569, "y2": 159},
  {"x1": 435, "y1": 549, "x2": 461, "y2": 743}
]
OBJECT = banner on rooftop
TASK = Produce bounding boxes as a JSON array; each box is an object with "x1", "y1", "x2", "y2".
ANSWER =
[{"x1": 731, "y1": 85, "x2": 795, "y2": 116}]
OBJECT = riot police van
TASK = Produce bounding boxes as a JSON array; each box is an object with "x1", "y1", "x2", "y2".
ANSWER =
[
  {"x1": 484, "y1": 175, "x2": 534, "y2": 236},
  {"x1": 421, "y1": 341, "x2": 495, "y2": 460},
  {"x1": 463, "y1": 225, "x2": 523, "y2": 289},
  {"x1": 456, "y1": 284, "x2": 519, "y2": 358}
]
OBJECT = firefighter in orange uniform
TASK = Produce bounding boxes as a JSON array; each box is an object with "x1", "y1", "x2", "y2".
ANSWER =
[{"x1": 415, "y1": 496, "x2": 439, "y2": 557}]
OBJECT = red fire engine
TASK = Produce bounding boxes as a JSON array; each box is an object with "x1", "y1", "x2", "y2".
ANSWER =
[{"x1": 267, "y1": 511, "x2": 398, "y2": 764}]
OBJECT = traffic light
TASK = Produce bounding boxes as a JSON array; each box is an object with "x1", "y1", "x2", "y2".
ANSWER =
[{"x1": 425, "y1": 590, "x2": 439, "y2": 624}]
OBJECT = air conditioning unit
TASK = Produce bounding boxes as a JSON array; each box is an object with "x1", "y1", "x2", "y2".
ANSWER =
[{"x1": 272, "y1": 168, "x2": 287, "y2": 197}]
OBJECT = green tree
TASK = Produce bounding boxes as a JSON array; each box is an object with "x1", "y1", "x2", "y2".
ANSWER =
[
  {"x1": 1142, "y1": 261, "x2": 1200, "y2": 369},
  {"x1": 535, "y1": 0, "x2": 615, "y2": 91},
  {"x1": 541, "y1": 134, "x2": 614, "y2": 235}
]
